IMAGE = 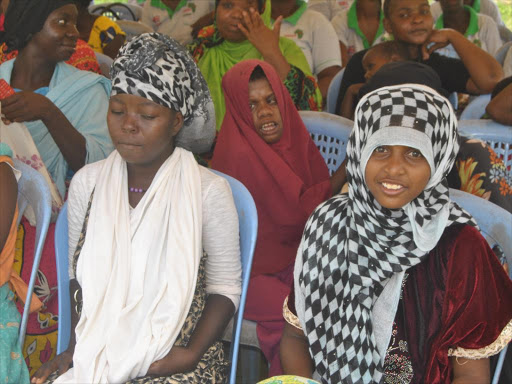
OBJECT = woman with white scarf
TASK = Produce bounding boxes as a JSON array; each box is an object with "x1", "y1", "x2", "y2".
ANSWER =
[{"x1": 32, "y1": 33, "x2": 242, "y2": 384}]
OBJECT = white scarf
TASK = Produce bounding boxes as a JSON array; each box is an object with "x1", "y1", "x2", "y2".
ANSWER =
[{"x1": 55, "y1": 148, "x2": 202, "y2": 383}]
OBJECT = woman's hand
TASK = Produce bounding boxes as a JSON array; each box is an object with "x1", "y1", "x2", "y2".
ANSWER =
[
  {"x1": 146, "y1": 346, "x2": 199, "y2": 377},
  {"x1": 237, "y1": 7, "x2": 282, "y2": 58},
  {"x1": 421, "y1": 29, "x2": 453, "y2": 60},
  {"x1": 2, "y1": 92, "x2": 53, "y2": 124},
  {"x1": 31, "y1": 350, "x2": 74, "y2": 384}
]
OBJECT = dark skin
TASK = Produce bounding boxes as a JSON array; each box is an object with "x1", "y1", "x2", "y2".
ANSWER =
[
  {"x1": 2, "y1": 4, "x2": 87, "y2": 173},
  {"x1": 271, "y1": 0, "x2": 342, "y2": 101},
  {"x1": 0, "y1": 162, "x2": 17, "y2": 252},
  {"x1": 75, "y1": 4, "x2": 125, "y2": 59},
  {"x1": 32, "y1": 93, "x2": 236, "y2": 382},
  {"x1": 486, "y1": 83, "x2": 512, "y2": 126},
  {"x1": 339, "y1": 0, "x2": 382, "y2": 67},
  {"x1": 439, "y1": 0, "x2": 471, "y2": 36}
]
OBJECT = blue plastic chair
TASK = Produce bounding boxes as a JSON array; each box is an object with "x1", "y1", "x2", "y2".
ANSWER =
[
  {"x1": 326, "y1": 68, "x2": 345, "y2": 114},
  {"x1": 458, "y1": 119, "x2": 512, "y2": 171},
  {"x1": 54, "y1": 171, "x2": 258, "y2": 384},
  {"x1": 299, "y1": 110, "x2": 352, "y2": 174},
  {"x1": 459, "y1": 94, "x2": 491, "y2": 120},
  {"x1": 494, "y1": 41, "x2": 512, "y2": 66},
  {"x1": 13, "y1": 160, "x2": 52, "y2": 349},
  {"x1": 94, "y1": 52, "x2": 114, "y2": 79},
  {"x1": 449, "y1": 189, "x2": 512, "y2": 384}
]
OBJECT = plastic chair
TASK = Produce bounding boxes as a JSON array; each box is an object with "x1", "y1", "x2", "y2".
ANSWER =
[
  {"x1": 326, "y1": 67, "x2": 345, "y2": 114},
  {"x1": 494, "y1": 41, "x2": 512, "y2": 66},
  {"x1": 447, "y1": 91, "x2": 458, "y2": 110},
  {"x1": 55, "y1": 171, "x2": 258, "y2": 384},
  {"x1": 117, "y1": 20, "x2": 153, "y2": 42},
  {"x1": 13, "y1": 160, "x2": 52, "y2": 349},
  {"x1": 95, "y1": 52, "x2": 114, "y2": 78},
  {"x1": 458, "y1": 119, "x2": 512, "y2": 171},
  {"x1": 449, "y1": 189, "x2": 512, "y2": 384},
  {"x1": 459, "y1": 94, "x2": 491, "y2": 120},
  {"x1": 299, "y1": 110, "x2": 352, "y2": 174},
  {"x1": 89, "y1": 2, "x2": 142, "y2": 21}
]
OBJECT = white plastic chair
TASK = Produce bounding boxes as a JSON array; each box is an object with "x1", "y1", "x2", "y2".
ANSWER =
[
  {"x1": 449, "y1": 189, "x2": 512, "y2": 384},
  {"x1": 94, "y1": 51, "x2": 114, "y2": 78},
  {"x1": 89, "y1": 2, "x2": 142, "y2": 21},
  {"x1": 326, "y1": 67, "x2": 345, "y2": 114},
  {"x1": 13, "y1": 160, "x2": 52, "y2": 349},
  {"x1": 459, "y1": 94, "x2": 491, "y2": 120},
  {"x1": 117, "y1": 20, "x2": 153, "y2": 41}
]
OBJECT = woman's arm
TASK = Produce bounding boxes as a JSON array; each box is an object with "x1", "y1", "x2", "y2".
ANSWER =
[
  {"x1": 281, "y1": 322, "x2": 314, "y2": 377},
  {"x1": 451, "y1": 357, "x2": 490, "y2": 384},
  {"x1": 486, "y1": 83, "x2": 512, "y2": 126},
  {"x1": 102, "y1": 34, "x2": 126, "y2": 60},
  {"x1": 147, "y1": 295, "x2": 235, "y2": 375},
  {"x1": 338, "y1": 83, "x2": 363, "y2": 119},
  {"x1": 422, "y1": 29, "x2": 503, "y2": 94},
  {"x1": 318, "y1": 66, "x2": 342, "y2": 103},
  {"x1": 238, "y1": 9, "x2": 291, "y2": 80},
  {"x1": 2, "y1": 92, "x2": 87, "y2": 171}
]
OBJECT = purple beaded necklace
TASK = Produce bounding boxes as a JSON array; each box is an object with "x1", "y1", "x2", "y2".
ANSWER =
[{"x1": 129, "y1": 187, "x2": 147, "y2": 193}]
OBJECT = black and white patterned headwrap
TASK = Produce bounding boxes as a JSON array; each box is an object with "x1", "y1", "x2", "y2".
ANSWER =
[
  {"x1": 298, "y1": 84, "x2": 476, "y2": 383},
  {"x1": 110, "y1": 33, "x2": 215, "y2": 153}
]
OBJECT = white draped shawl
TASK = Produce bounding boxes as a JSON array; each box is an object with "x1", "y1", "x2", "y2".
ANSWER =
[{"x1": 55, "y1": 148, "x2": 202, "y2": 383}]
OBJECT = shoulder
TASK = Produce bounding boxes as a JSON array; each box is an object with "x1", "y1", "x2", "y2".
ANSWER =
[
  {"x1": 477, "y1": 13, "x2": 499, "y2": 30},
  {"x1": 199, "y1": 166, "x2": 232, "y2": 202},
  {"x1": 331, "y1": 9, "x2": 348, "y2": 29},
  {"x1": 69, "y1": 158, "x2": 107, "y2": 195}
]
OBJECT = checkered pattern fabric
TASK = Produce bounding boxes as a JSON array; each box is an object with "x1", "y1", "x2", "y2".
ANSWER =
[{"x1": 298, "y1": 85, "x2": 476, "y2": 383}]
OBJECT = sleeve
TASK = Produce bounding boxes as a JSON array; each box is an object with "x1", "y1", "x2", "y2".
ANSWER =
[
  {"x1": 478, "y1": 15, "x2": 502, "y2": 56},
  {"x1": 73, "y1": 83, "x2": 114, "y2": 165},
  {"x1": 336, "y1": 49, "x2": 367, "y2": 113},
  {"x1": 504, "y1": 49, "x2": 512, "y2": 78},
  {"x1": 425, "y1": 53, "x2": 471, "y2": 93},
  {"x1": 311, "y1": 13, "x2": 342, "y2": 74},
  {"x1": 67, "y1": 167, "x2": 93, "y2": 279},
  {"x1": 202, "y1": 174, "x2": 242, "y2": 310},
  {"x1": 331, "y1": 11, "x2": 350, "y2": 46},
  {"x1": 442, "y1": 225, "x2": 512, "y2": 359}
]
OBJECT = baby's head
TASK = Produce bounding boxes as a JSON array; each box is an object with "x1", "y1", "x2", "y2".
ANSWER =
[{"x1": 362, "y1": 41, "x2": 409, "y2": 81}]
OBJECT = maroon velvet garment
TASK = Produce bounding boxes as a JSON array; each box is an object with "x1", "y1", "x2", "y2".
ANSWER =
[
  {"x1": 212, "y1": 59, "x2": 331, "y2": 278},
  {"x1": 289, "y1": 224, "x2": 512, "y2": 382}
]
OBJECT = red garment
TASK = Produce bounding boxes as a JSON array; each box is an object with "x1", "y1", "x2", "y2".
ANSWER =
[
  {"x1": 212, "y1": 59, "x2": 331, "y2": 277},
  {"x1": 0, "y1": 40, "x2": 100, "y2": 74}
]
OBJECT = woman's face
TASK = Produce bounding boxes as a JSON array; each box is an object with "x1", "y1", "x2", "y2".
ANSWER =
[
  {"x1": 216, "y1": 0, "x2": 260, "y2": 42},
  {"x1": 30, "y1": 4, "x2": 79, "y2": 62},
  {"x1": 383, "y1": 0, "x2": 433, "y2": 46},
  {"x1": 364, "y1": 145, "x2": 431, "y2": 209},
  {"x1": 108, "y1": 94, "x2": 183, "y2": 167},
  {"x1": 248, "y1": 77, "x2": 283, "y2": 144}
]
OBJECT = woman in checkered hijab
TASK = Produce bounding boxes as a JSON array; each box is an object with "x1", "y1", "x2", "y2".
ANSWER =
[{"x1": 280, "y1": 84, "x2": 512, "y2": 384}]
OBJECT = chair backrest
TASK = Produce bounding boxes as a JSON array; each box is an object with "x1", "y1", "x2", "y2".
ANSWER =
[
  {"x1": 55, "y1": 172, "x2": 258, "y2": 384},
  {"x1": 458, "y1": 119, "x2": 512, "y2": 171},
  {"x1": 89, "y1": 2, "x2": 142, "y2": 21},
  {"x1": 459, "y1": 94, "x2": 491, "y2": 120},
  {"x1": 55, "y1": 202, "x2": 70, "y2": 355},
  {"x1": 13, "y1": 160, "x2": 52, "y2": 348},
  {"x1": 494, "y1": 41, "x2": 512, "y2": 66},
  {"x1": 299, "y1": 110, "x2": 352, "y2": 175},
  {"x1": 95, "y1": 52, "x2": 114, "y2": 78},
  {"x1": 326, "y1": 67, "x2": 345, "y2": 114},
  {"x1": 447, "y1": 91, "x2": 458, "y2": 110},
  {"x1": 117, "y1": 20, "x2": 154, "y2": 42},
  {"x1": 209, "y1": 169, "x2": 258, "y2": 384}
]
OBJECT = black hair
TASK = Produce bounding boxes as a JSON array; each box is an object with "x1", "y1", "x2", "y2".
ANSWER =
[
  {"x1": 491, "y1": 76, "x2": 512, "y2": 99},
  {"x1": 383, "y1": 0, "x2": 393, "y2": 18},
  {"x1": 367, "y1": 41, "x2": 410, "y2": 61},
  {"x1": 73, "y1": 0, "x2": 92, "y2": 10},
  {"x1": 249, "y1": 65, "x2": 267, "y2": 82},
  {"x1": 215, "y1": 0, "x2": 265, "y2": 13}
]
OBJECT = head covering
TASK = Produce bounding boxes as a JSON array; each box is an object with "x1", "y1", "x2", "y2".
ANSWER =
[
  {"x1": 111, "y1": 33, "x2": 215, "y2": 154},
  {"x1": 359, "y1": 61, "x2": 450, "y2": 99},
  {"x1": 188, "y1": 0, "x2": 316, "y2": 130},
  {"x1": 1, "y1": 0, "x2": 76, "y2": 52},
  {"x1": 212, "y1": 60, "x2": 331, "y2": 276},
  {"x1": 297, "y1": 84, "x2": 476, "y2": 383}
]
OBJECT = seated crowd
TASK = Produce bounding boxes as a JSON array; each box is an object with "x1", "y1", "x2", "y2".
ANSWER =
[{"x1": 0, "y1": 0, "x2": 511, "y2": 383}]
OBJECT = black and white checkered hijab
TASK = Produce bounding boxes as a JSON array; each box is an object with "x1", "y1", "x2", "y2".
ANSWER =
[
  {"x1": 111, "y1": 33, "x2": 215, "y2": 153},
  {"x1": 298, "y1": 85, "x2": 476, "y2": 383}
]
